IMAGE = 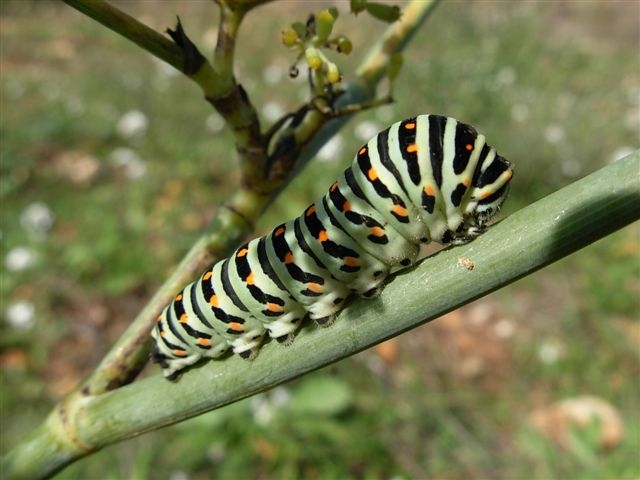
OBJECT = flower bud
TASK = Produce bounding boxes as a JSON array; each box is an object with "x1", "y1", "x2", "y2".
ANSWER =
[
  {"x1": 326, "y1": 62, "x2": 341, "y2": 83},
  {"x1": 305, "y1": 47, "x2": 323, "y2": 70},
  {"x1": 336, "y1": 36, "x2": 353, "y2": 55},
  {"x1": 281, "y1": 27, "x2": 299, "y2": 47},
  {"x1": 316, "y1": 9, "x2": 335, "y2": 41},
  {"x1": 365, "y1": 2, "x2": 401, "y2": 22}
]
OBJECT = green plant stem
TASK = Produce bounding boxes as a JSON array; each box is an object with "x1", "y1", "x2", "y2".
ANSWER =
[
  {"x1": 62, "y1": 0, "x2": 185, "y2": 72},
  {"x1": 4, "y1": 151, "x2": 638, "y2": 480},
  {"x1": 357, "y1": 0, "x2": 442, "y2": 84}
]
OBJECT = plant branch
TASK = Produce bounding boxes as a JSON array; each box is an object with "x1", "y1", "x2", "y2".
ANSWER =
[
  {"x1": 63, "y1": 0, "x2": 185, "y2": 72},
  {"x1": 357, "y1": 0, "x2": 442, "y2": 84},
  {"x1": 5, "y1": 151, "x2": 638, "y2": 479},
  {"x1": 65, "y1": 0, "x2": 435, "y2": 396}
]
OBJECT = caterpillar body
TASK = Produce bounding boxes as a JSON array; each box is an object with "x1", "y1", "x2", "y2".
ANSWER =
[{"x1": 151, "y1": 114, "x2": 513, "y2": 380}]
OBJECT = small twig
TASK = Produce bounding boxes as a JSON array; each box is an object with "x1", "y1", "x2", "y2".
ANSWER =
[{"x1": 62, "y1": 0, "x2": 189, "y2": 73}]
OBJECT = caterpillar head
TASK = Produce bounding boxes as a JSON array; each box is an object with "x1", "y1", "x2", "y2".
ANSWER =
[{"x1": 472, "y1": 153, "x2": 513, "y2": 223}]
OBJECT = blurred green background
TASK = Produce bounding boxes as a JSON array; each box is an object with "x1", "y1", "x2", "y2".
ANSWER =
[{"x1": 1, "y1": 1, "x2": 638, "y2": 479}]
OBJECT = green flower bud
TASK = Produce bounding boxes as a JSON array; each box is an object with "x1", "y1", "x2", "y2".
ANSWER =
[
  {"x1": 336, "y1": 36, "x2": 353, "y2": 55},
  {"x1": 365, "y1": 2, "x2": 401, "y2": 22},
  {"x1": 281, "y1": 27, "x2": 299, "y2": 47},
  {"x1": 316, "y1": 9, "x2": 335, "y2": 42},
  {"x1": 350, "y1": 0, "x2": 368, "y2": 14},
  {"x1": 305, "y1": 47, "x2": 323, "y2": 70},
  {"x1": 326, "y1": 62, "x2": 341, "y2": 83}
]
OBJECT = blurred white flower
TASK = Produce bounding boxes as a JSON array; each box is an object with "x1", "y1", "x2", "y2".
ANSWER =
[
  {"x1": 561, "y1": 158, "x2": 582, "y2": 178},
  {"x1": 610, "y1": 146, "x2": 635, "y2": 163},
  {"x1": 249, "y1": 388, "x2": 291, "y2": 426},
  {"x1": 354, "y1": 121, "x2": 380, "y2": 142},
  {"x1": 20, "y1": 202, "x2": 54, "y2": 236},
  {"x1": 543, "y1": 124, "x2": 565, "y2": 144},
  {"x1": 270, "y1": 386, "x2": 291, "y2": 407},
  {"x1": 250, "y1": 395, "x2": 276, "y2": 426},
  {"x1": 108, "y1": 148, "x2": 147, "y2": 180},
  {"x1": 317, "y1": 134, "x2": 343, "y2": 162},
  {"x1": 205, "y1": 113, "x2": 226, "y2": 134},
  {"x1": 168, "y1": 470, "x2": 189, "y2": 480},
  {"x1": 511, "y1": 104, "x2": 529, "y2": 123},
  {"x1": 5, "y1": 301, "x2": 35, "y2": 330},
  {"x1": 263, "y1": 64, "x2": 284, "y2": 85},
  {"x1": 66, "y1": 97, "x2": 85, "y2": 117},
  {"x1": 493, "y1": 318, "x2": 515, "y2": 339},
  {"x1": 495, "y1": 66, "x2": 516, "y2": 87},
  {"x1": 538, "y1": 341, "x2": 563, "y2": 365},
  {"x1": 116, "y1": 109, "x2": 148, "y2": 140},
  {"x1": 40, "y1": 83, "x2": 61, "y2": 101},
  {"x1": 5, "y1": 78, "x2": 26, "y2": 100},
  {"x1": 5, "y1": 246, "x2": 37, "y2": 272},
  {"x1": 262, "y1": 101, "x2": 285, "y2": 123}
]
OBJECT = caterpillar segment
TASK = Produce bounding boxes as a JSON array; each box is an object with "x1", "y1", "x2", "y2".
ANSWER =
[{"x1": 151, "y1": 114, "x2": 513, "y2": 380}]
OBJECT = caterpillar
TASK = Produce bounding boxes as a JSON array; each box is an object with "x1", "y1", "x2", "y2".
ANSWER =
[{"x1": 151, "y1": 114, "x2": 513, "y2": 380}]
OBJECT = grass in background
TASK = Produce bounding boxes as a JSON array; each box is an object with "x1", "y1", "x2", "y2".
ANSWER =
[{"x1": 1, "y1": 1, "x2": 638, "y2": 479}]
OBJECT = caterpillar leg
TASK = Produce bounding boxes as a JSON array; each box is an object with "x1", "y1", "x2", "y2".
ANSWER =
[
  {"x1": 150, "y1": 341, "x2": 202, "y2": 381},
  {"x1": 231, "y1": 324, "x2": 268, "y2": 360}
]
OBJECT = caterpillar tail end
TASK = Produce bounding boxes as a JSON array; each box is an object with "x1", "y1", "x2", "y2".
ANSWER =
[{"x1": 150, "y1": 341, "x2": 186, "y2": 382}]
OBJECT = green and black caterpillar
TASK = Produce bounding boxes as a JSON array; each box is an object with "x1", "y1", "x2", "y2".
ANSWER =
[{"x1": 151, "y1": 114, "x2": 514, "y2": 380}]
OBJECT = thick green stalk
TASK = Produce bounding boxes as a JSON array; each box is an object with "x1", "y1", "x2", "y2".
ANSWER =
[{"x1": 4, "y1": 152, "x2": 638, "y2": 480}]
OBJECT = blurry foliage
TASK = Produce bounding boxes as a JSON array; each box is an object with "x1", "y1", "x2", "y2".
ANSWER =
[{"x1": 1, "y1": 1, "x2": 638, "y2": 479}]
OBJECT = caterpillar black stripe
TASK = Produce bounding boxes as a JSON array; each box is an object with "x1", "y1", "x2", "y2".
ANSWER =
[{"x1": 151, "y1": 114, "x2": 514, "y2": 380}]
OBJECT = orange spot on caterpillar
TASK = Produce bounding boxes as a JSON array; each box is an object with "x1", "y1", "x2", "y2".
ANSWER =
[
  {"x1": 465, "y1": 144, "x2": 474, "y2": 151},
  {"x1": 229, "y1": 322, "x2": 244, "y2": 332},
  {"x1": 203, "y1": 271, "x2": 213, "y2": 281},
  {"x1": 330, "y1": 181, "x2": 338, "y2": 192},
  {"x1": 246, "y1": 272, "x2": 255, "y2": 285},
  {"x1": 307, "y1": 283, "x2": 322, "y2": 293},
  {"x1": 179, "y1": 314, "x2": 188, "y2": 323},
  {"x1": 305, "y1": 204, "x2": 317, "y2": 216},
  {"x1": 368, "y1": 168, "x2": 378, "y2": 181},
  {"x1": 237, "y1": 248, "x2": 249, "y2": 257},
  {"x1": 342, "y1": 200, "x2": 351, "y2": 212},
  {"x1": 406, "y1": 144, "x2": 419, "y2": 153},
  {"x1": 173, "y1": 349, "x2": 187, "y2": 357},
  {"x1": 369, "y1": 226, "x2": 385, "y2": 237},
  {"x1": 209, "y1": 295, "x2": 219, "y2": 307},
  {"x1": 343, "y1": 257, "x2": 359, "y2": 266},
  {"x1": 156, "y1": 315, "x2": 162, "y2": 323},
  {"x1": 160, "y1": 330, "x2": 166, "y2": 337},
  {"x1": 423, "y1": 184, "x2": 435, "y2": 196},
  {"x1": 359, "y1": 146, "x2": 367, "y2": 155},
  {"x1": 274, "y1": 226, "x2": 286, "y2": 236},
  {"x1": 284, "y1": 251, "x2": 294, "y2": 264},
  {"x1": 317, "y1": 230, "x2": 329, "y2": 242},
  {"x1": 391, "y1": 204, "x2": 408, "y2": 217},
  {"x1": 266, "y1": 302, "x2": 283, "y2": 312},
  {"x1": 462, "y1": 177, "x2": 471, "y2": 187},
  {"x1": 175, "y1": 294, "x2": 183, "y2": 301},
  {"x1": 197, "y1": 337, "x2": 211, "y2": 346},
  {"x1": 405, "y1": 122, "x2": 416, "y2": 130}
]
